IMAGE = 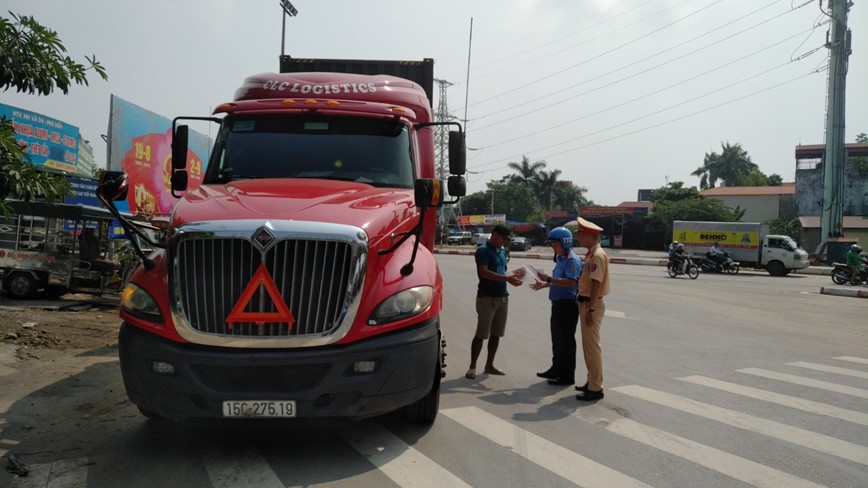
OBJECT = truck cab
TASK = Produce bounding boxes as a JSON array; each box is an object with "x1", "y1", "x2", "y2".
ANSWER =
[{"x1": 97, "y1": 62, "x2": 466, "y2": 423}]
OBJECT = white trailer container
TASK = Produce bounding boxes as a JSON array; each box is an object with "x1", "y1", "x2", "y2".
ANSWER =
[{"x1": 673, "y1": 221, "x2": 810, "y2": 276}]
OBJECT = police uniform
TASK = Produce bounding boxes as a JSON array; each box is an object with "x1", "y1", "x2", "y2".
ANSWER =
[{"x1": 576, "y1": 217, "x2": 610, "y2": 400}]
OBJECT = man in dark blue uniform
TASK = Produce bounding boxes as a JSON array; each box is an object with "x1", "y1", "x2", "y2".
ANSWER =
[{"x1": 533, "y1": 227, "x2": 582, "y2": 386}]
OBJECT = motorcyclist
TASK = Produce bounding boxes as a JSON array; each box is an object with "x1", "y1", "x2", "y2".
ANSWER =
[
  {"x1": 667, "y1": 240, "x2": 679, "y2": 271},
  {"x1": 845, "y1": 244, "x2": 865, "y2": 285},
  {"x1": 673, "y1": 243, "x2": 689, "y2": 273},
  {"x1": 708, "y1": 242, "x2": 727, "y2": 266}
]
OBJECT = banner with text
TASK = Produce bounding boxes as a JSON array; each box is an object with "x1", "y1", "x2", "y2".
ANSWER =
[{"x1": 0, "y1": 104, "x2": 79, "y2": 173}]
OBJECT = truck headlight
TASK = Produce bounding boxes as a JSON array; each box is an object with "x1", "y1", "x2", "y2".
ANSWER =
[
  {"x1": 121, "y1": 284, "x2": 164, "y2": 323},
  {"x1": 368, "y1": 286, "x2": 434, "y2": 325}
]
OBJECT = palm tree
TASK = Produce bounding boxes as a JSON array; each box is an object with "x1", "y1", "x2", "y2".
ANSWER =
[
  {"x1": 535, "y1": 169, "x2": 562, "y2": 210},
  {"x1": 691, "y1": 142, "x2": 757, "y2": 189},
  {"x1": 507, "y1": 155, "x2": 546, "y2": 186}
]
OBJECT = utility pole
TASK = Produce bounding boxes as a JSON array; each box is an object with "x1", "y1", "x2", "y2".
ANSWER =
[{"x1": 820, "y1": 0, "x2": 852, "y2": 240}]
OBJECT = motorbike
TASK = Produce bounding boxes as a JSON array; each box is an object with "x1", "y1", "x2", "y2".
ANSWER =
[
  {"x1": 699, "y1": 252, "x2": 740, "y2": 274},
  {"x1": 830, "y1": 263, "x2": 868, "y2": 285},
  {"x1": 668, "y1": 255, "x2": 699, "y2": 279}
]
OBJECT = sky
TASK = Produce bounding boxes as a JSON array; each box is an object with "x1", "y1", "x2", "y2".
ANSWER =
[{"x1": 2, "y1": 0, "x2": 866, "y2": 206}]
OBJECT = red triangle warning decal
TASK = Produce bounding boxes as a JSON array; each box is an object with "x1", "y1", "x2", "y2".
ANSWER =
[{"x1": 226, "y1": 264, "x2": 295, "y2": 329}]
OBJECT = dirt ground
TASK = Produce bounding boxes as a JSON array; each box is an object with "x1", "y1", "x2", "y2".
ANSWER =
[{"x1": 0, "y1": 292, "x2": 121, "y2": 361}]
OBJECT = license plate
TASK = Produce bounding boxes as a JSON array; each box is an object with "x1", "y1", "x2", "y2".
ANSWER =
[{"x1": 222, "y1": 400, "x2": 296, "y2": 418}]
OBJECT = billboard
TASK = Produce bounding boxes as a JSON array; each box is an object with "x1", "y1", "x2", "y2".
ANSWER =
[
  {"x1": 0, "y1": 104, "x2": 80, "y2": 173},
  {"x1": 107, "y1": 95, "x2": 211, "y2": 216}
]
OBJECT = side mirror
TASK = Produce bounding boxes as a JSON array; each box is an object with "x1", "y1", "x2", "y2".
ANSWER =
[
  {"x1": 447, "y1": 175, "x2": 466, "y2": 197},
  {"x1": 172, "y1": 125, "x2": 189, "y2": 171},
  {"x1": 414, "y1": 179, "x2": 445, "y2": 209},
  {"x1": 448, "y1": 130, "x2": 466, "y2": 175},
  {"x1": 98, "y1": 171, "x2": 129, "y2": 201},
  {"x1": 171, "y1": 125, "x2": 189, "y2": 192},
  {"x1": 171, "y1": 171, "x2": 188, "y2": 191}
]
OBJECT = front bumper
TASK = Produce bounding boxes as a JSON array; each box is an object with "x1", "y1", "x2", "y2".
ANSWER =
[{"x1": 118, "y1": 317, "x2": 440, "y2": 420}]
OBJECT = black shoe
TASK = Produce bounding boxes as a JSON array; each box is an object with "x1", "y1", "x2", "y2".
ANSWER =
[
  {"x1": 576, "y1": 389, "x2": 604, "y2": 401},
  {"x1": 547, "y1": 377, "x2": 575, "y2": 386},
  {"x1": 574, "y1": 383, "x2": 589, "y2": 392},
  {"x1": 536, "y1": 369, "x2": 558, "y2": 379}
]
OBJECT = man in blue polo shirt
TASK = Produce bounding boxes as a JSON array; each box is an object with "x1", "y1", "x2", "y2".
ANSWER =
[{"x1": 465, "y1": 224, "x2": 523, "y2": 380}]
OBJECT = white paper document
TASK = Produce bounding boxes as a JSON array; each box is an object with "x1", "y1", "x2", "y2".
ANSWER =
[{"x1": 522, "y1": 264, "x2": 545, "y2": 282}]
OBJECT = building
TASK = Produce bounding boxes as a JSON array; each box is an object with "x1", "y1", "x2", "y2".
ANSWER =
[
  {"x1": 76, "y1": 136, "x2": 97, "y2": 178},
  {"x1": 795, "y1": 143, "x2": 868, "y2": 253},
  {"x1": 795, "y1": 143, "x2": 868, "y2": 218},
  {"x1": 699, "y1": 183, "x2": 797, "y2": 223}
]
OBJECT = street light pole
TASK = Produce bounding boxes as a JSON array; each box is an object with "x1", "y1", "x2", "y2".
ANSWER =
[{"x1": 279, "y1": 0, "x2": 298, "y2": 57}]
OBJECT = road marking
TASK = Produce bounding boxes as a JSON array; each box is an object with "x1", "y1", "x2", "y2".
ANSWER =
[
  {"x1": 341, "y1": 422, "x2": 472, "y2": 488},
  {"x1": 203, "y1": 445, "x2": 284, "y2": 488},
  {"x1": 679, "y1": 375, "x2": 868, "y2": 426},
  {"x1": 10, "y1": 457, "x2": 88, "y2": 488},
  {"x1": 442, "y1": 406, "x2": 651, "y2": 488},
  {"x1": 787, "y1": 362, "x2": 868, "y2": 380},
  {"x1": 737, "y1": 368, "x2": 868, "y2": 400},
  {"x1": 833, "y1": 356, "x2": 868, "y2": 365},
  {"x1": 598, "y1": 416, "x2": 829, "y2": 488},
  {"x1": 611, "y1": 385, "x2": 868, "y2": 466}
]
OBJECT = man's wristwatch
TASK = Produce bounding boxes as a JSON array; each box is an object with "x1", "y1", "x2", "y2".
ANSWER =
[{"x1": 546, "y1": 277, "x2": 552, "y2": 284}]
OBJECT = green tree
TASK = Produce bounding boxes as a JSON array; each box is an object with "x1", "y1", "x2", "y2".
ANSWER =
[
  {"x1": 487, "y1": 179, "x2": 539, "y2": 222},
  {"x1": 852, "y1": 132, "x2": 868, "y2": 176},
  {"x1": 691, "y1": 142, "x2": 758, "y2": 189},
  {"x1": 646, "y1": 181, "x2": 745, "y2": 238},
  {"x1": 535, "y1": 168, "x2": 562, "y2": 211},
  {"x1": 0, "y1": 12, "x2": 107, "y2": 214},
  {"x1": 733, "y1": 168, "x2": 784, "y2": 186},
  {"x1": 506, "y1": 155, "x2": 546, "y2": 186},
  {"x1": 767, "y1": 216, "x2": 800, "y2": 237},
  {"x1": 553, "y1": 182, "x2": 592, "y2": 211}
]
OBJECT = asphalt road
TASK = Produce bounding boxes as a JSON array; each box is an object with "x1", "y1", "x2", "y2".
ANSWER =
[{"x1": 1, "y1": 254, "x2": 866, "y2": 487}]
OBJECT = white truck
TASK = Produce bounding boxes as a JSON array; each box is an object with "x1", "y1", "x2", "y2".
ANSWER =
[{"x1": 673, "y1": 221, "x2": 810, "y2": 276}]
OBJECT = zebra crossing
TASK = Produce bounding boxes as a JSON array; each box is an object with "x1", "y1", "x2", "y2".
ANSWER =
[{"x1": 8, "y1": 356, "x2": 867, "y2": 488}]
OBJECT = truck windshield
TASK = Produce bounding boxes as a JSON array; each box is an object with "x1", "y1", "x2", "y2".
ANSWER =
[
  {"x1": 782, "y1": 237, "x2": 800, "y2": 251},
  {"x1": 205, "y1": 115, "x2": 414, "y2": 188}
]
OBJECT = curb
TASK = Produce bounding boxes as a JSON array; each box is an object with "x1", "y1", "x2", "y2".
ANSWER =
[
  {"x1": 433, "y1": 249, "x2": 831, "y2": 273},
  {"x1": 819, "y1": 286, "x2": 868, "y2": 299},
  {"x1": 608, "y1": 257, "x2": 669, "y2": 266}
]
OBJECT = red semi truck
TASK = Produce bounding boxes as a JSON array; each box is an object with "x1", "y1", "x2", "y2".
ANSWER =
[{"x1": 98, "y1": 58, "x2": 466, "y2": 423}]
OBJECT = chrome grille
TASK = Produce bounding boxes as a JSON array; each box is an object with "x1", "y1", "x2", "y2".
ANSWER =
[{"x1": 176, "y1": 235, "x2": 356, "y2": 338}]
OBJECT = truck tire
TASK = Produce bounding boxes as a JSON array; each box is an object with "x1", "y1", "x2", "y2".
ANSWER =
[
  {"x1": 404, "y1": 369, "x2": 440, "y2": 423},
  {"x1": 4, "y1": 272, "x2": 39, "y2": 299},
  {"x1": 404, "y1": 334, "x2": 442, "y2": 423},
  {"x1": 137, "y1": 406, "x2": 171, "y2": 421},
  {"x1": 766, "y1": 260, "x2": 786, "y2": 277}
]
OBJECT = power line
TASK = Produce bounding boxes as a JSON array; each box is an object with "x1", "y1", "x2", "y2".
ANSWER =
[
  {"x1": 469, "y1": 0, "x2": 726, "y2": 107},
  {"x1": 469, "y1": 65, "x2": 821, "y2": 173},
  {"x1": 472, "y1": 0, "x2": 805, "y2": 128},
  {"x1": 482, "y1": 24, "x2": 826, "y2": 149},
  {"x1": 449, "y1": 0, "x2": 683, "y2": 82}
]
